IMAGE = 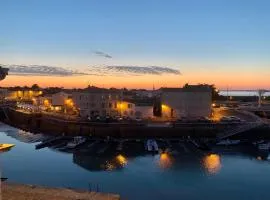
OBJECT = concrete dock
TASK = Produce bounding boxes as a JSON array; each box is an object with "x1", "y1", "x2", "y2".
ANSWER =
[{"x1": 0, "y1": 183, "x2": 120, "y2": 200}]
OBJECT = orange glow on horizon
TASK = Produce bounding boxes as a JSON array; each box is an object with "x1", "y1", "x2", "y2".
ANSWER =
[{"x1": 1, "y1": 74, "x2": 269, "y2": 90}]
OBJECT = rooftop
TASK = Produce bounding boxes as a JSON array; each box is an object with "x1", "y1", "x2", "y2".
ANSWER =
[{"x1": 160, "y1": 85, "x2": 212, "y2": 93}]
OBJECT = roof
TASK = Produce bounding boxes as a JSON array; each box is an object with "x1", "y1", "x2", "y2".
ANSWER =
[
  {"x1": 73, "y1": 87, "x2": 121, "y2": 94},
  {"x1": 160, "y1": 85, "x2": 211, "y2": 93},
  {"x1": 160, "y1": 88, "x2": 183, "y2": 92}
]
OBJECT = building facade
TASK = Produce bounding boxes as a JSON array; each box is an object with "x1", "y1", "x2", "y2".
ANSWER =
[
  {"x1": 135, "y1": 105, "x2": 153, "y2": 119},
  {"x1": 72, "y1": 88, "x2": 135, "y2": 118},
  {"x1": 160, "y1": 86, "x2": 212, "y2": 119},
  {"x1": 5, "y1": 89, "x2": 43, "y2": 101}
]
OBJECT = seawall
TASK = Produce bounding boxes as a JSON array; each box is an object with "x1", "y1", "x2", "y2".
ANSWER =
[{"x1": 1, "y1": 108, "x2": 269, "y2": 139}]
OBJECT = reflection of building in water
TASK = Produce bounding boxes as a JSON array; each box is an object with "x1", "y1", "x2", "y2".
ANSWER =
[
  {"x1": 203, "y1": 154, "x2": 221, "y2": 174},
  {"x1": 158, "y1": 153, "x2": 173, "y2": 169},
  {"x1": 5, "y1": 130, "x2": 46, "y2": 143},
  {"x1": 73, "y1": 153, "x2": 128, "y2": 172}
]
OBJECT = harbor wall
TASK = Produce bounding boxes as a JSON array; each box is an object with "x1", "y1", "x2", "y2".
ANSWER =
[{"x1": 1, "y1": 108, "x2": 269, "y2": 138}]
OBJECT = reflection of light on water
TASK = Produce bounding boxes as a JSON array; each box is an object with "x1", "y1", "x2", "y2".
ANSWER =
[
  {"x1": 116, "y1": 154, "x2": 128, "y2": 166},
  {"x1": 203, "y1": 154, "x2": 221, "y2": 174},
  {"x1": 101, "y1": 155, "x2": 128, "y2": 171},
  {"x1": 102, "y1": 161, "x2": 116, "y2": 171},
  {"x1": 158, "y1": 153, "x2": 173, "y2": 169}
]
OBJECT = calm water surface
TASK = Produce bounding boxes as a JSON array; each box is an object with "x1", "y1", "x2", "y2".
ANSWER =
[
  {"x1": 219, "y1": 91, "x2": 270, "y2": 97},
  {"x1": 1, "y1": 124, "x2": 270, "y2": 200}
]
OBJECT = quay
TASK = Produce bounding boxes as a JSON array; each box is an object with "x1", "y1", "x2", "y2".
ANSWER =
[
  {"x1": 1, "y1": 182, "x2": 120, "y2": 200},
  {"x1": 0, "y1": 107, "x2": 270, "y2": 140}
]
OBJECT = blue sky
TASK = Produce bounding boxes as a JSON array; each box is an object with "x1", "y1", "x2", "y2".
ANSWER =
[{"x1": 1, "y1": 0, "x2": 270, "y2": 89}]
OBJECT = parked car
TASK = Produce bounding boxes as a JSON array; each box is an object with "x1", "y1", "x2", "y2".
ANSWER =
[
  {"x1": 135, "y1": 117, "x2": 142, "y2": 122},
  {"x1": 198, "y1": 117, "x2": 212, "y2": 123},
  {"x1": 220, "y1": 116, "x2": 232, "y2": 122},
  {"x1": 228, "y1": 116, "x2": 242, "y2": 122}
]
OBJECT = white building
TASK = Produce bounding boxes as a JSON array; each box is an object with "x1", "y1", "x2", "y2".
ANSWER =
[
  {"x1": 52, "y1": 92, "x2": 70, "y2": 107},
  {"x1": 160, "y1": 85, "x2": 212, "y2": 119}
]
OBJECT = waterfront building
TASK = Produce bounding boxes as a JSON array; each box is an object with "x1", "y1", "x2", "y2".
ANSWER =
[
  {"x1": 37, "y1": 92, "x2": 76, "y2": 114},
  {"x1": 5, "y1": 89, "x2": 43, "y2": 101},
  {"x1": 36, "y1": 94, "x2": 52, "y2": 110},
  {"x1": 51, "y1": 92, "x2": 71, "y2": 111},
  {"x1": 72, "y1": 87, "x2": 135, "y2": 118},
  {"x1": 0, "y1": 88, "x2": 8, "y2": 102},
  {"x1": 135, "y1": 104, "x2": 153, "y2": 119},
  {"x1": 159, "y1": 85, "x2": 212, "y2": 119},
  {"x1": 133, "y1": 89, "x2": 154, "y2": 98}
]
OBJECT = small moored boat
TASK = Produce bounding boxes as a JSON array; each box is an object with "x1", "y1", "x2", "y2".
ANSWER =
[
  {"x1": 257, "y1": 142, "x2": 270, "y2": 151},
  {"x1": 66, "y1": 137, "x2": 86, "y2": 149},
  {"x1": 146, "y1": 139, "x2": 159, "y2": 152},
  {"x1": 0, "y1": 144, "x2": 15, "y2": 152}
]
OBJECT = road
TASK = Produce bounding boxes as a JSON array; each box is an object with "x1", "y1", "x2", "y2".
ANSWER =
[{"x1": 212, "y1": 108, "x2": 259, "y2": 122}]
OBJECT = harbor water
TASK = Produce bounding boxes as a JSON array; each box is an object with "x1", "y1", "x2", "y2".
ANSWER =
[
  {"x1": 1, "y1": 123, "x2": 270, "y2": 200},
  {"x1": 219, "y1": 90, "x2": 270, "y2": 97}
]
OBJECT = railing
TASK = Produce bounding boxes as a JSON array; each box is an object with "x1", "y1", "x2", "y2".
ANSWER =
[{"x1": 217, "y1": 122, "x2": 263, "y2": 140}]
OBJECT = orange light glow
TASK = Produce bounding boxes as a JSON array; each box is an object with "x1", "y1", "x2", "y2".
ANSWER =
[
  {"x1": 44, "y1": 99, "x2": 50, "y2": 106},
  {"x1": 161, "y1": 104, "x2": 170, "y2": 110},
  {"x1": 203, "y1": 154, "x2": 221, "y2": 174},
  {"x1": 158, "y1": 153, "x2": 173, "y2": 169},
  {"x1": 116, "y1": 154, "x2": 128, "y2": 166}
]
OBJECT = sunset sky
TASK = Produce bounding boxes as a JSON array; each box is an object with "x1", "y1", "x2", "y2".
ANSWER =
[{"x1": 1, "y1": 0, "x2": 270, "y2": 90}]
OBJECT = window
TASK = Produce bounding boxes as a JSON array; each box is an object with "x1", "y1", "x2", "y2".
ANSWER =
[
  {"x1": 128, "y1": 104, "x2": 132, "y2": 109},
  {"x1": 114, "y1": 102, "x2": 117, "y2": 108},
  {"x1": 101, "y1": 102, "x2": 105, "y2": 108}
]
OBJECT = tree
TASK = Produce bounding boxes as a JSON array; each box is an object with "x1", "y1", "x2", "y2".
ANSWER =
[{"x1": 31, "y1": 84, "x2": 40, "y2": 90}]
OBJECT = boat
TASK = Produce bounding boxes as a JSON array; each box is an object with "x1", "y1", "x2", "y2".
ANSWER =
[
  {"x1": 145, "y1": 139, "x2": 159, "y2": 152},
  {"x1": 0, "y1": 144, "x2": 15, "y2": 152},
  {"x1": 257, "y1": 142, "x2": 270, "y2": 151},
  {"x1": 216, "y1": 139, "x2": 241, "y2": 146},
  {"x1": 252, "y1": 140, "x2": 265, "y2": 145},
  {"x1": 66, "y1": 136, "x2": 86, "y2": 149}
]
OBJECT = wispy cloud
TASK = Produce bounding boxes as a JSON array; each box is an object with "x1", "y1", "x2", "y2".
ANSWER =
[
  {"x1": 88, "y1": 65, "x2": 181, "y2": 76},
  {"x1": 3, "y1": 64, "x2": 95, "y2": 76},
  {"x1": 2, "y1": 64, "x2": 180, "y2": 77},
  {"x1": 94, "y1": 51, "x2": 112, "y2": 59}
]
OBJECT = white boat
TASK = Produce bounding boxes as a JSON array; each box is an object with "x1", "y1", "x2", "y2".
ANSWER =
[
  {"x1": 252, "y1": 140, "x2": 265, "y2": 145},
  {"x1": 257, "y1": 142, "x2": 270, "y2": 151},
  {"x1": 66, "y1": 136, "x2": 86, "y2": 148},
  {"x1": 216, "y1": 139, "x2": 241, "y2": 146},
  {"x1": 146, "y1": 139, "x2": 159, "y2": 152}
]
